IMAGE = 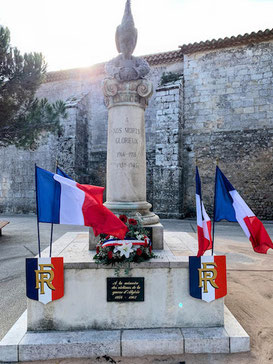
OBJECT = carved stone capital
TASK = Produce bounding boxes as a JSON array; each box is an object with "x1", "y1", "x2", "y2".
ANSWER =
[{"x1": 103, "y1": 78, "x2": 153, "y2": 109}]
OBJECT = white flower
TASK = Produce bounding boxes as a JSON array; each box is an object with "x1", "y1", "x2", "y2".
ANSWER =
[{"x1": 114, "y1": 242, "x2": 133, "y2": 258}]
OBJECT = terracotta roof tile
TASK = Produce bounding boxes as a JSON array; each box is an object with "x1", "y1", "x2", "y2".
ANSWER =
[
  {"x1": 179, "y1": 28, "x2": 273, "y2": 54},
  {"x1": 143, "y1": 49, "x2": 183, "y2": 65}
]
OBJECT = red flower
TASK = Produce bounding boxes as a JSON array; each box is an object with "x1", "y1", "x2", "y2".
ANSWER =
[
  {"x1": 108, "y1": 251, "x2": 113, "y2": 259},
  {"x1": 129, "y1": 218, "x2": 137, "y2": 226},
  {"x1": 136, "y1": 248, "x2": 142, "y2": 256},
  {"x1": 96, "y1": 246, "x2": 100, "y2": 254},
  {"x1": 119, "y1": 215, "x2": 128, "y2": 223}
]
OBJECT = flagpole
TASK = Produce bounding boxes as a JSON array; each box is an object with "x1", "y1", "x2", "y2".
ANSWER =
[
  {"x1": 49, "y1": 159, "x2": 58, "y2": 257},
  {"x1": 211, "y1": 159, "x2": 219, "y2": 256},
  {"x1": 49, "y1": 223, "x2": 53, "y2": 258},
  {"x1": 35, "y1": 164, "x2": 41, "y2": 258}
]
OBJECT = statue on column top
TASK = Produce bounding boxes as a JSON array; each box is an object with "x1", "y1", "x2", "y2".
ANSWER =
[{"x1": 105, "y1": 0, "x2": 150, "y2": 82}]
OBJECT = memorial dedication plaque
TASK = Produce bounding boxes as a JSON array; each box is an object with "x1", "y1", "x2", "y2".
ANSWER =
[{"x1": 107, "y1": 277, "x2": 144, "y2": 302}]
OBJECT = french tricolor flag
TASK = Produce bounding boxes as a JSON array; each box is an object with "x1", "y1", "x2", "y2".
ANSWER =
[
  {"x1": 214, "y1": 166, "x2": 273, "y2": 254},
  {"x1": 36, "y1": 166, "x2": 128, "y2": 239},
  {"x1": 196, "y1": 167, "x2": 212, "y2": 257}
]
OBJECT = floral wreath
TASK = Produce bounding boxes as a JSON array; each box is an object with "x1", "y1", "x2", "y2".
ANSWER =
[{"x1": 93, "y1": 214, "x2": 155, "y2": 269}]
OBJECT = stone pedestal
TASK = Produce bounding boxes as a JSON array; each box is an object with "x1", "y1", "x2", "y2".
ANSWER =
[
  {"x1": 103, "y1": 78, "x2": 159, "y2": 226},
  {"x1": 0, "y1": 232, "x2": 250, "y2": 362},
  {"x1": 27, "y1": 257, "x2": 224, "y2": 331}
]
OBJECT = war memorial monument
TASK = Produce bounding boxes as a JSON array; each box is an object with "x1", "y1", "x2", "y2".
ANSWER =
[{"x1": 0, "y1": 1, "x2": 249, "y2": 362}]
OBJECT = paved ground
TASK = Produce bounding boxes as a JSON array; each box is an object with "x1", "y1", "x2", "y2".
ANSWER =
[
  {"x1": 0, "y1": 215, "x2": 90, "y2": 341},
  {"x1": 1, "y1": 215, "x2": 273, "y2": 364}
]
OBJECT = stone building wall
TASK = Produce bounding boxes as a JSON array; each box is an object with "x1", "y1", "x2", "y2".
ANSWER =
[
  {"x1": 0, "y1": 37, "x2": 272, "y2": 219},
  {"x1": 0, "y1": 60, "x2": 183, "y2": 214},
  {"x1": 183, "y1": 40, "x2": 273, "y2": 218},
  {"x1": 152, "y1": 79, "x2": 184, "y2": 218}
]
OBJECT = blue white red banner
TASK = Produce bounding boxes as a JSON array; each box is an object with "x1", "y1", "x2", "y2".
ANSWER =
[
  {"x1": 214, "y1": 166, "x2": 273, "y2": 254},
  {"x1": 195, "y1": 167, "x2": 212, "y2": 256},
  {"x1": 26, "y1": 257, "x2": 64, "y2": 304},
  {"x1": 189, "y1": 255, "x2": 227, "y2": 302},
  {"x1": 35, "y1": 166, "x2": 128, "y2": 239}
]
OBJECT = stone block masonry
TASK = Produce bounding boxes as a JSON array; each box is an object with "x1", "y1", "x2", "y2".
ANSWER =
[
  {"x1": 153, "y1": 79, "x2": 184, "y2": 218},
  {"x1": 182, "y1": 41, "x2": 273, "y2": 218},
  {"x1": 0, "y1": 39, "x2": 272, "y2": 219}
]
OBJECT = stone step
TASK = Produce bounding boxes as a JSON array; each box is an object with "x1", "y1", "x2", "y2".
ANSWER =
[{"x1": 0, "y1": 307, "x2": 250, "y2": 362}]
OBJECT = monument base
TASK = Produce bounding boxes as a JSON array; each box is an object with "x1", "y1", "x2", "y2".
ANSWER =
[
  {"x1": 0, "y1": 231, "x2": 250, "y2": 362},
  {"x1": 104, "y1": 201, "x2": 160, "y2": 225},
  {"x1": 0, "y1": 307, "x2": 249, "y2": 362}
]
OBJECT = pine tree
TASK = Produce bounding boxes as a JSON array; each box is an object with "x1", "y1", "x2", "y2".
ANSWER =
[{"x1": 0, "y1": 26, "x2": 67, "y2": 149}]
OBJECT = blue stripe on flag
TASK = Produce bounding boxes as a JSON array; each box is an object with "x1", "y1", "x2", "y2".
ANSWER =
[
  {"x1": 189, "y1": 256, "x2": 202, "y2": 299},
  {"x1": 36, "y1": 166, "x2": 61, "y2": 223},
  {"x1": 195, "y1": 167, "x2": 202, "y2": 197},
  {"x1": 214, "y1": 166, "x2": 237, "y2": 222},
  {"x1": 26, "y1": 258, "x2": 38, "y2": 301},
  {"x1": 56, "y1": 167, "x2": 73, "y2": 180}
]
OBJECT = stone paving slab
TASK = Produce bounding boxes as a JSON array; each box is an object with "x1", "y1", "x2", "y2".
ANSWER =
[
  {"x1": 224, "y1": 306, "x2": 250, "y2": 353},
  {"x1": 19, "y1": 330, "x2": 121, "y2": 362},
  {"x1": 38, "y1": 231, "x2": 212, "y2": 269},
  {"x1": 39, "y1": 231, "x2": 191, "y2": 269},
  {"x1": 182, "y1": 327, "x2": 229, "y2": 354},
  {"x1": 0, "y1": 310, "x2": 27, "y2": 362},
  {"x1": 122, "y1": 328, "x2": 184, "y2": 356}
]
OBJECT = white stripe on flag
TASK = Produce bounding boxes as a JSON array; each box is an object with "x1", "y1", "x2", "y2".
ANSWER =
[
  {"x1": 201, "y1": 256, "x2": 215, "y2": 303},
  {"x1": 196, "y1": 194, "x2": 202, "y2": 227},
  {"x1": 229, "y1": 190, "x2": 255, "y2": 239},
  {"x1": 38, "y1": 257, "x2": 52, "y2": 305},
  {"x1": 201, "y1": 202, "x2": 210, "y2": 241},
  {"x1": 53, "y1": 174, "x2": 85, "y2": 225}
]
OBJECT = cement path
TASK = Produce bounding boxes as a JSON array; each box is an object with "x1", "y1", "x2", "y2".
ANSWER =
[{"x1": 0, "y1": 215, "x2": 273, "y2": 364}]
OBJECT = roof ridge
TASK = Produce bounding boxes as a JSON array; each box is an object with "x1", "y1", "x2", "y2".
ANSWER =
[{"x1": 179, "y1": 28, "x2": 273, "y2": 54}]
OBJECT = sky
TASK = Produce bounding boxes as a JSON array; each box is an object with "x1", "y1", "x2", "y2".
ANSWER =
[{"x1": 0, "y1": 0, "x2": 273, "y2": 72}]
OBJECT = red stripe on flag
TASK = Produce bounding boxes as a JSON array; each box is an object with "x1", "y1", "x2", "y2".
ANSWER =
[
  {"x1": 51, "y1": 257, "x2": 64, "y2": 301},
  {"x1": 204, "y1": 220, "x2": 213, "y2": 250},
  {"x1": 90, "y1": 204, "x2": 128, "y2": 239},
  {"x1": 244, "y1": 216, "x2": 273, "y2": 254},
  {"x1": 197, "y1": 225, "x2": 212, "y2": 257},
  {"x1": 76, "y1": 184, "x2": 128, "y2": 239},
  {"x1": 77, "y1": 184, "x2": 104, "y2": 205},
  {"x1": 214, "y1": 256, "x2": 227, "y2": 299}
]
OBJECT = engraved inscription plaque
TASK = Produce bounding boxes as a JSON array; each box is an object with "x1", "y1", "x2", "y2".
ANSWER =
[{"x1": 107, "y1": 277, "x2": 144, "y2": 302}]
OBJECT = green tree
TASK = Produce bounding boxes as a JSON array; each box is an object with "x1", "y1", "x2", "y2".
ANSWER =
[{"x1": 0, "y1": 25, "x2": 67, "y2": 149}]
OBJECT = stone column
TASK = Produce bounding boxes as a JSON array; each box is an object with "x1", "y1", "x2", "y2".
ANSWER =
[{"x1": 103, "y1": 78, "x2": 159, "y2": 226}]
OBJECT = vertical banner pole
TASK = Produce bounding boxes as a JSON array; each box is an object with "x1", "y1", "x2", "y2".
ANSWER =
[
  {"x1": 211, "y1": 160, "x2": 218, "y2": 256},
  {"x1": 49, "y1": 159, "x2": 58, "y2": 257},
  {"x1": 35, "y1": 164, "x2": 41, "y2": 258},
  {"x1": 49, "y1": 223, "x2": 53, "y2": 258}
]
